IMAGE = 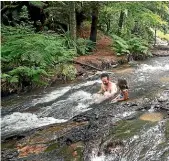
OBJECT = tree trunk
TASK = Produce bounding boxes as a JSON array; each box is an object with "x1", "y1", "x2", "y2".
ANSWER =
[
  {"x1": 106, "y1": 19, "x2": 111, "y2": 33},
  {"x1": 90, "y1": 5, "x2": 98, "y2": 43},
  {"x1": 154, "y1": 27, "x2": 157, "y2": 46},
  {"x1": 69, "y1": 2, "x2": 76, "y2": 41},
  {"x1": 118, "y1": 10, "x2": 125, "y2": 35}
]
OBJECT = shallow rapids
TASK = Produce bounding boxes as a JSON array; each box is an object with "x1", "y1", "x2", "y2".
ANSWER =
[{"x1": 1, "y1": 57, "x2": 169, "y2": 148}]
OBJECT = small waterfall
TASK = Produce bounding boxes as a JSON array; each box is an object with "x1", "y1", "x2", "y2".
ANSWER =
[
  {"x1": 31, "y1": 86, "x2": 71, "y2": 105},
  {"x1": 1, "y1": 112, "x2": 67, "y2": 137},
  {"x1": 138, "y1": 63, "x2": 169, "y2": 72},
  {"x1": 91, "y1": 120, "x2": 168, "y2": 161},
  {"x1": 121, "y1": 121, "x2": 167, "y2": 161},
  {"x1": 31, "y1": 79, "x2": 101, "y2": 106},
  {"x1": 38, "y1": 90, "x2": 94, "y2": 119}
]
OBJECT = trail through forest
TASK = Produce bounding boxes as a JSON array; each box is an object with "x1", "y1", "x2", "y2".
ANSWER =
[{"x1": 75, "y1": 27, "x2": 120, "y2": 73}]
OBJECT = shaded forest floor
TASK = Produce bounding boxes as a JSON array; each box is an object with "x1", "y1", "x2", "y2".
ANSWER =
[{"x1": 74, "y1": 26, "x2": 125, "y2": 76}]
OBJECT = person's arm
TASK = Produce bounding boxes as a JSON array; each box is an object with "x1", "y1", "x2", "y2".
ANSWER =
[
  {"x1": 109, "y1": 83, "x2": 118, "y2": 96},
  {"x1": 97, "y1": 84, "x2": 104, "y2": 94},
  {"x1": 117, "y1": 90, "x2": 129, "y2": 101}
]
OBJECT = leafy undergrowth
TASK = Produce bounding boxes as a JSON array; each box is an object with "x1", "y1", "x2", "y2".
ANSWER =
[
  {"x1": 111, "y1": 34, "x2": 153, "y2": 60},
  {"x1": 75, "y1": 25, "x2": 118, "y2": 69},
  {"x1": 157, "y1": 30, "x2": 169, "y2": 41},
  {"x1": 1, "y1": 26, "x2": 81, "y2": 95}
]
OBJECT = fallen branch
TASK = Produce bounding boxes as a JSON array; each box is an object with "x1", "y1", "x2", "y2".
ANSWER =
[{"x1": 73, "y1": 60, "x2": 102, "y2": 71}]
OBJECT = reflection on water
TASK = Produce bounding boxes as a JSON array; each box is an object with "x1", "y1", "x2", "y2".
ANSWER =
[{"x1": 139, "y1": 112, "x2": 164, "y2": 122}]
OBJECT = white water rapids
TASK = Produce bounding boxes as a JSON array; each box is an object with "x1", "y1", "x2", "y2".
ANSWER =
[
  {"x1": 91, "y1": 120, "x2": 168, "y2": 161},
  {"x1": 1, "y1": 57, "x2": 169, "y2": 142}
]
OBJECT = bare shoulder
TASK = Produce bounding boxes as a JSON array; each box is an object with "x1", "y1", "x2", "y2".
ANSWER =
[{"x1": 111, "y1": 82, "x2": 117, "y2": 88}]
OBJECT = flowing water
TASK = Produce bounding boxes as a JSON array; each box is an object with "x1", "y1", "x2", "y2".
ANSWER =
[{"x1": 1, "y1": 57, "x2": 169, "y2": 161}]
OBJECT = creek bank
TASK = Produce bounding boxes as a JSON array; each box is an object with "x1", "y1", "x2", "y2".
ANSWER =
[
  {"x1": 152, "y1": 45, "x2": 169, "y2": 57},
  {"x1": 1, "y1": 90, "x2": 169, "y2": 161}
]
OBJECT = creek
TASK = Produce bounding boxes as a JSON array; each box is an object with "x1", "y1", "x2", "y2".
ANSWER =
[{"x1": 1, "y1": 57, "x2": 169, "y2": 161}]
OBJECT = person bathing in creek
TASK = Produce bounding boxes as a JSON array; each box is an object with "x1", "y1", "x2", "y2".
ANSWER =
[
  {"x1": 93, "y1": 73, "x2": 118, "y2": 103},
  {"x1": 112, "y1": 78, "x2": 129, "y2": 102}
]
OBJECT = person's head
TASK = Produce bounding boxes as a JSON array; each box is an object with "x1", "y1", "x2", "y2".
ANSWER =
[
  {"x1": 117, "y1": 79, "x2": 128, "y2": 90},
  {"x1": 100, "y1": 73, "x2": 110, "y2": 86}
]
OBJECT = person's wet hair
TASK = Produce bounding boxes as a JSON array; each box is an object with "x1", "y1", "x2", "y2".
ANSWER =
[
  {"x1": 100, "y1": 73, "x2": 109, "y2": 80},
  {"x1": 117, "y1": 79, "x2": 128, "y2": 90}
]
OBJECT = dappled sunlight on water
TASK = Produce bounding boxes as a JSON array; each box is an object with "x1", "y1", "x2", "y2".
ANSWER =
[
  {"x1": 113, "y1": 67, "x2": 134, "y2": 74},
  {"x1": 139, "y1": 112, "x2": 163, "y2": 122},
  {"x1": 159, "y1": 77, "x2": 169, "y2": 83}
]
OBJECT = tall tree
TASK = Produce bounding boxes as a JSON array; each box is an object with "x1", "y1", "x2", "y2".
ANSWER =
[
  {"x1": 118, "y1": 10, "x2": 125, "y2": 35},
  {"x1": 69, "y1": 1, "x2": 76, "y2": 40},
  {"x1": 90, "y1": 2, "x2": 99, "y2": 43},
  {"x1": 99, "y1": 1, "x2": 169, "y2": 42}
]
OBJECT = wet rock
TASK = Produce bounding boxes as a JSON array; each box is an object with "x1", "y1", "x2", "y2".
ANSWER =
[
  {"x1": 154, "y1": 104, "x2": 161, "y2": 109},
  {"x1": 125, "y1": 115, "x2": 137, "y2": 120},
  {"x1": 17, "y1": 144, "x2": 47, "y2": 158},
  {"x1": 74, "y1": 64, "x2": 86, "y2": 76},
  {"x1": 158, "y1": 97, "x2": 168, "y2": 102},
  {"x1": 160, "y1": 106, "x2": 169, "y2": 111},
  {"x1": 152, "y1": 50, "x2": 169, "y2": 57},
  {"x1": 104, "y1": 140, "x2": 124, "y2": 155},
  {"x1": 72, "y1": 115, "x2": 90, "y2": 122},
  {"x1": 3, "y1": 135, "x2": 26, "y2": 142},
  {"x1": 3, "y1": 90, "x2": 169, "y2": 160},
  {"x1": 123, "y1": 102, "x2": 139, "y2": 107},
  {"x1": 1, "y1": 149, "x2": 19, "y2": 161}
]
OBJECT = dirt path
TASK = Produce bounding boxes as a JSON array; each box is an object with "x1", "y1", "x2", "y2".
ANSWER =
[{"x1": 74, "y1": 29, "x2": 121, "y2": 75}]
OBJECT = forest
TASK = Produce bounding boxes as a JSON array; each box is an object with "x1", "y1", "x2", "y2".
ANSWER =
[
  {"x1": 1, "y1": 2, "x2": 169, "y2": 161},
  {"x1": 1, "y1": 1, "x2": 169, "y2": 95}
]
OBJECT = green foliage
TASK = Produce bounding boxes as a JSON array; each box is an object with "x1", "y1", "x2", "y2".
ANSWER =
[
  {"x1": 112, "y1": 34, "x2": 152, "y2": 59},
  {"x1": 55, "y1": 64, "x2": 77, "y2": 81},
  {"x1": 1, "y1": 26, "x2": 77, "y2": 91},
  {"x1": 112, "y1": 34, "x2": 130, "y2": 55},
  {"x1": 157, "y1": 30, "x2": 169, "y2": 41},
  {"x1": 76, "y1": 38, "x2": 95, "y2": 55},
  {"x1": 29, "y1": 1, "x2": 46, "y2": 8},
  {"x1": 20, "y1": 6, "x2": 29, "y2": 20},
  {"x1": 2, "y1": 34, "x2": 75, "y2": 67},
  {"x1": 63, "y1": 32, "x2": 76, "y2": 49},
  {"x1": 1, "y1": 67, "x2": 48, "y2": 85},
  {"x1": 63, "y1": 32, "x2": 95, "y2": 55},
  {"x1": 1, "y1": 25, "x2": 34, "y2": 37},
  {"x1": 128, "y1": 37, "x2": 152, "y2": 59},
  {"x1": 99, "y1": 2, "x2": 169, "y2": 42}
]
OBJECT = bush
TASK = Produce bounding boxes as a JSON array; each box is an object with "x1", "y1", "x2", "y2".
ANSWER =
[
  {"x1": 55, "y1": 63, "x2": 77, "y2": 81},
  {"x1": 1, "y1": 25, "x2": 34, "y2": 37},
  {"x1": 128, "y1": 37, "x2": 152, "y2": 60},
  {"x1": 112, "y1": 34, "x2": 130, "y2": 56},
  {"x1": 111, "y1": 34, "x2": 152, "y2": 60},
  {"x1": 63, "y1": 32, "x2": 95, "y2": 55},
  {"x1": 76, "y1": 38, "x2": 95, "y2": 55},
  {"x1": 1, "y1": 26, "x2": 77, "y2": 93}
]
